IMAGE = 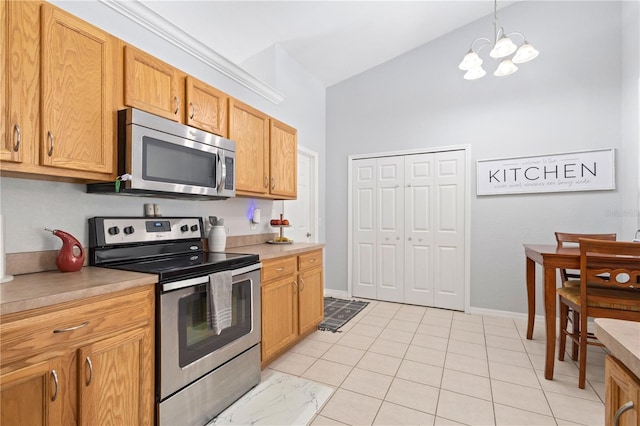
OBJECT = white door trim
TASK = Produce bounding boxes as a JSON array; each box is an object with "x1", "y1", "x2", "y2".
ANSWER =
[{"x1": 347, "y1": 144, "x2": 471, "y2": 312}]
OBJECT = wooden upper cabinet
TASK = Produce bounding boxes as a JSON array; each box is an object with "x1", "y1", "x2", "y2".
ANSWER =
[
  {"x1": 40, "y1": 3, "x2": 114, "y2": 174},
  {"x1": 185, "y1": 76, "x2": 227, "y2": 137},
  {"x1": 1, "y1": 1, "x2": 40, "y2": 165},
  {"x1": 229, "y1": 98, "x2": 270, "y2": 196},
  {"x1": 124, "y1": 45, "x2": 181, "y2": 122},
  {"x1": 270, "y1": 119, "x2": 297, "y2": 199}
]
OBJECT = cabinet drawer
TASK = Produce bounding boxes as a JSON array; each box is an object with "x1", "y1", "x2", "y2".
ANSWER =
[
  {"x1": 0, "y1": 286, "x2": 153, "y2": 365},
  {"x1": 262, "y1": 257, "x2": 297, "y2": 283},
  {"x1": 298, "y1": 250, "x2": 323, "y2": 272}
]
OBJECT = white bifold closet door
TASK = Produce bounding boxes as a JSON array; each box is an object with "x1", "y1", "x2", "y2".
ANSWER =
[{"x1": 352, "y1": 150, "x2": 465, "y2": 310}]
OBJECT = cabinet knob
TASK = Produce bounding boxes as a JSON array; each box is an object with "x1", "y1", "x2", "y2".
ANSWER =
[
  {"x1": 174, "y1": 96, "x2": 180, "y2": 115},
  {"x1": 47, "y1": 131, "x2": 55, "y2": 156},
  {"x1": 85, "y1": 357, "x2": 93, "y2": 387},
  {"x1": 408, "y1": 237, "x2": 412, "y2": 241},
  {"x1": 13, "y1": 124, "x2": 21, "y2": 152},
  {"x1": 51, "y1": 370, "x2": 59, "y2": 402},
  {"x1": 614, "y1": 401, "x2": 634, "y2": 426}
]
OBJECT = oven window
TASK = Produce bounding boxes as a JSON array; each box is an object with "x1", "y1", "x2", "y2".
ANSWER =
[
  {"x1": 178, "y1": 279, "x2": 252, "y2": 367},
  {"x1": 142, "y1": 136, "x2": 217, "y2": 188}
]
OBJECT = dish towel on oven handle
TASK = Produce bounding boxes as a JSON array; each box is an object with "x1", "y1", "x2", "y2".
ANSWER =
[{"x1": 206, "y1": 270, "x2": 233, "y2": 335}]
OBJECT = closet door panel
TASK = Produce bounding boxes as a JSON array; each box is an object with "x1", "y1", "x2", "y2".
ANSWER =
[
  {"x1": 433, "y1": 151, "x2": 465, "y2": 310},
  {"x1": 404, "y1": 154, "x2": 435, "y2": 305},
  {"x1": 352, "y1": 159, "x2": 377, "y2": 299}
]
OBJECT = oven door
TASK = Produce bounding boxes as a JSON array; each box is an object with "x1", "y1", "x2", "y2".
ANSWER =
[{"x1": 158, "y1": 263, "x2": 261, "y2": 400}]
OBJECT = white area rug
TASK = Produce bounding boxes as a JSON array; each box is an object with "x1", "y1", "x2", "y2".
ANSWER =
[{"x1": 208, "y1": 370, "x2": 334, "y2": 425}]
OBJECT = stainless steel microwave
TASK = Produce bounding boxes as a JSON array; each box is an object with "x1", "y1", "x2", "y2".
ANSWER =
[{"x1": 88, "y1": 108, "x2": 235, "y2": 200}]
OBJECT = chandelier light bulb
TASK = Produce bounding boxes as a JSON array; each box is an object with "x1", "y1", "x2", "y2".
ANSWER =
[
  {"x1": 490, "y1": 34, "x2": 517, "y2": 58},
  {"x1": 512, "y1": 42, "x2": 539, "y2": 64},
  {"x1": 464, "y1": 66, "x2": 487, "y2": 80},
  {"x1": 494, "y1": 59, "x2": 518, "y2": 77},
  {"x1": 459, "y1": 50, "x2": 483, "y2": 70}
]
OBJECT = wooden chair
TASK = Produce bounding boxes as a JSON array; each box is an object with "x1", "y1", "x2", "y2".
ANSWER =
[
  {"x1": 555, "y1": 232, "x2": 617, "y2": 284},
  {"x1": 557, "y1": 238, "x2": 640, "y2": 389},
  {"x1": 554, "y1": 232, "x2": 617, "y2": 360}
]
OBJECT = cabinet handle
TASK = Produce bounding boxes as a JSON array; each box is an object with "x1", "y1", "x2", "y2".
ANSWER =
[
  {"x1": 53, "y1": 321, "x2": 89, "y2": 333},
  {"x1": 308, "y1": 258, "x2": 316, "y2": 263},
  {"x1": 13, "y1": 124, "x2": 21, "y2": 152},
  {"x1": 51, "y1": 370, "x2": 59, "y2": 402},
  {"x1": 189, "y1": 102, "x2": 195, "y2": 119},
  {"x1": 275, "y1": 267, "x2": 285, "y2": 272},
  {"x1": 271, "y1": 177, "x2": 275, "y2": 190},
  {"x1": 293, "y1": 281, "x2": 298, "y2": 294},
  {"x1": 47, "y1": 131, "x2": 54, "y2": 156},
  {"x1": 614, "y1": 401, "x2": 634, "y2": 426},
  {"x1": 85, "y1": 357, "x2": 93, "y2": 387},
  {"x1": 264, "y1": 176, "x2": 269, "y2": 188},
  {"x1": 174, "y1": 96, "x2": 180, "y2": 115},
  {"x1": 300, "y1": 277, "x2": 305, "y2": 292}
]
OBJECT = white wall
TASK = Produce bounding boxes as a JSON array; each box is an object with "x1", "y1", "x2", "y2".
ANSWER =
[
  {"x1": 0, "y1": 1, "x2": 326, "y2": 253},
  {"x1": 325, "y1": 1, "x2": 639, "y2": 315}
]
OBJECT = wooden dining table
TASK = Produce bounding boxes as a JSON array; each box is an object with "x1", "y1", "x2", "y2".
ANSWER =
[{"x1": 523, "y1": 244, "x2": 580, "y2": 380}]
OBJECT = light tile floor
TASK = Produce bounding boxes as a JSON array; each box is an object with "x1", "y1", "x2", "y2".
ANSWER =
[{"x1": 264, "y1": 299, "x2": 607, "y2": 426}]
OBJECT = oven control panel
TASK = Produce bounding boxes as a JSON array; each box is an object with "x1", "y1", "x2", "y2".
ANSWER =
[{"x1": 91, "y1": 217, "x2": 203, "y2": 246}]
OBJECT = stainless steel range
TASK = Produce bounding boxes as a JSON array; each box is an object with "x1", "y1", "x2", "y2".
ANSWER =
[{"x1": 89, "y1": 217, "x2": 261, "y2": 426}]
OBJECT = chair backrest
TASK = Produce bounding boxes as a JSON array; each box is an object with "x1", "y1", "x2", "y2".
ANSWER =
[
  {"x1": 579, "y1": 238, "x2": 640, "y2": 320},
  {"x1": 555, "y1": 232, "x2": 617, "y2": 281}
]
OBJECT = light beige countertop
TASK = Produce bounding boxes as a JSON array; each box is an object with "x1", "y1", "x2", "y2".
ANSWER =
[
  {"x1": 226, "y1": 242, "x2": 324, "y2": 260},
  {"x1": 0, "y1": 267, "x2": 157, "y2": 316},
  {"x1": 595, "y1": 318, "x2": 640, "y2": 378}
]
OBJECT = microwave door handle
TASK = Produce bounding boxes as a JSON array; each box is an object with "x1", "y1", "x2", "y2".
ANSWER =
[
  {"x1": 215, "y1": 153, "x2": 222, "y2": 190},
  {"x1": 219, "y1": 153, "x2": 227, "y2": 192}
]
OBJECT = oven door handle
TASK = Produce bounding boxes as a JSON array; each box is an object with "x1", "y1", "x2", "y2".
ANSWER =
[{"x1": 161, "y1": 263, "x2": 262, "y2": 292}]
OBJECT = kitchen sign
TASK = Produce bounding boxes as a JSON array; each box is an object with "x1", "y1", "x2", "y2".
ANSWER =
[{"x1": 476, "y1": 148, "x2": 615, "y2": 195}]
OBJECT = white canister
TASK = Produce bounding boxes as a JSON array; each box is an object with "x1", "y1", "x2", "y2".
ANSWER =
[{"x1": 208, "y1": 226, "x2": 228, "y2": 252}]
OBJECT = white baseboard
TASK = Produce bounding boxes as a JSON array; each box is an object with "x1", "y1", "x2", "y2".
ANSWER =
[
  {"x1": 323, "y1": 289, "x2": 349, "y2": 299},
  {"x1": 465, "y1": 306, "x2": 545, "y2": 324}
]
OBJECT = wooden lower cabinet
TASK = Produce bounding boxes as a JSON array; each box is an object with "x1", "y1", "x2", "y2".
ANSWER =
[
  {"x1": 0, "y1": 285, "x2": 155, "y2": 425},
  {"x1": 261, "y1": 276, "x2": 299, "y2": 362},
  {"x1": 606, "y1": 355, "x2": 640, "y2": 426},
  {"x1": 261, "y1": 249, "x2": 324, "y2": 366}
]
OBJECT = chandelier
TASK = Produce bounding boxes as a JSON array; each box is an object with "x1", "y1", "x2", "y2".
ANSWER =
[{"x1": 458, "y1": 0, "x2": 539, "y2": 80}]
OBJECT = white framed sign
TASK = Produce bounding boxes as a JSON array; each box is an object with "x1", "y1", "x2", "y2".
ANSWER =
[{"x1": 476, "y1": 148, "x2": 615, "y2": 196}]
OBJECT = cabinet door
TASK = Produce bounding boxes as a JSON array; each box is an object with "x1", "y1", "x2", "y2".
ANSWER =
[
  {"x1": 40, "y1": 3, "x2": 114, "y2": 174},
  {"x1": 605, "y1": 355, "x2": 640, "y2": 426},
  {"x1": 124, "y1": 45, "x2": 180, "y2": 122},
  {"x1": 270, "y1": 119, "x2": 297, "y2": 199},
  {"x1": 261, "y1": 277, "x2": 298, "y2": 362},
  {"x1": 77, "y1": 327, "x2": 153, "y2": 426},
  {"x1": 229, "y1": 98, "x2": 270, "y2": 196},
  {"x1": 298, "y1": 266, "x2": 324, "y2": 336},
  {"x1": 185, "y1": 76, "x2": 228, "y2": 137},
  {"x1": 0, "y1": 357, "x2": 63, "y2": 425},
  {"x1": 1, "y1": 1, "x2": 40, "y2": 165}
]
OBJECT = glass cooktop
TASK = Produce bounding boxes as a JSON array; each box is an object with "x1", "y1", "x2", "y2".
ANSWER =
[{"x1": 105, "y1": 251, "x2": 259, "y2": 283}]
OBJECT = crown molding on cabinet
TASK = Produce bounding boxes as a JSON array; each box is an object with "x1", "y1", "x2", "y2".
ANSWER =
[{"x1": 99, "y1": 0, "x2": 285, "y2": 105}]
